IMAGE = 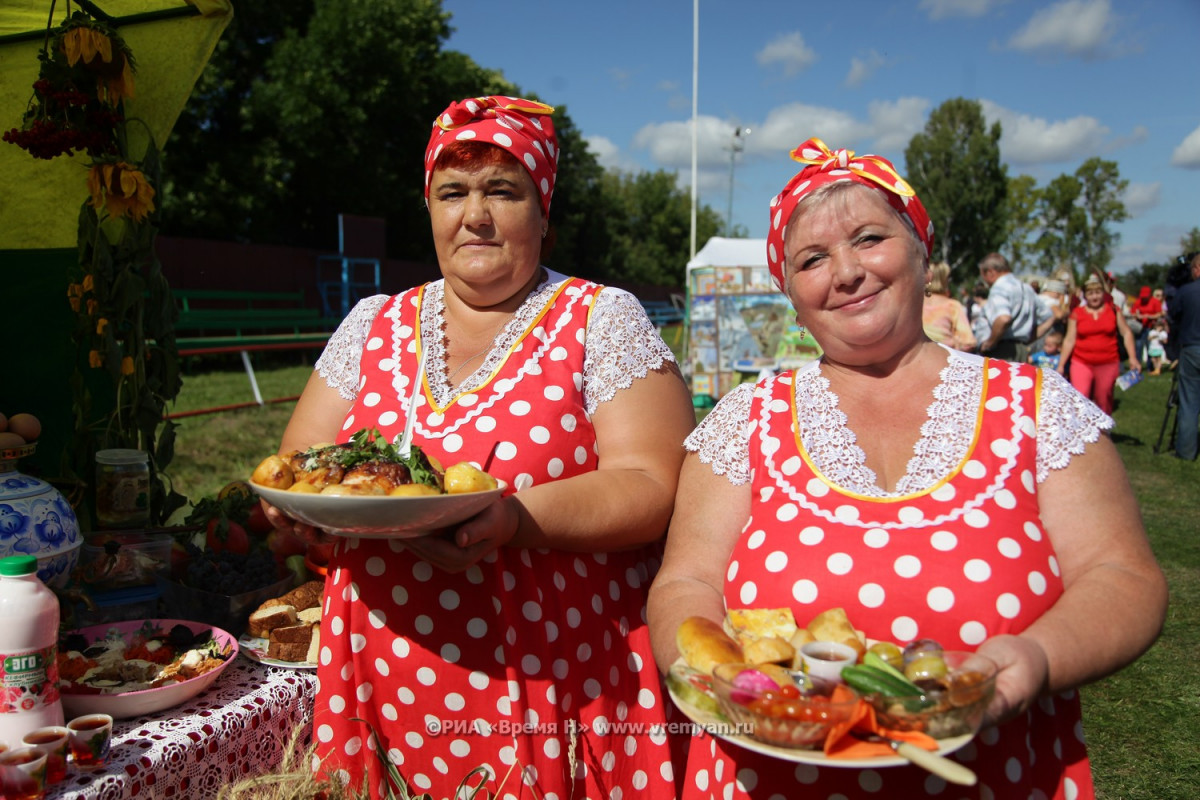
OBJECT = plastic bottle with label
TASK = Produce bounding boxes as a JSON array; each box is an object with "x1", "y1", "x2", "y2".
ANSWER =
[{"x1": 0, "y1": 555, "x2": 65, "y2": 749}]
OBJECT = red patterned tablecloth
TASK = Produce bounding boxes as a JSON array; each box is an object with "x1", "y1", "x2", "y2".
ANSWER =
[{"x1": 47, "y1": 657, "x2": 316, "y2": 799}]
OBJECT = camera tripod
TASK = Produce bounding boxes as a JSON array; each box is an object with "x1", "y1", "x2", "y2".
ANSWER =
[{"x1": 1154, "y1": 370, "x2": 1179, "y2": 455}]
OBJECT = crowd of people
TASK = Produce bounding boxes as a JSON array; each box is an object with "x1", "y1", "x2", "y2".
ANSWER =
[{"x1": 258, "y1": 94, "x2": 1181, "y2": 800}]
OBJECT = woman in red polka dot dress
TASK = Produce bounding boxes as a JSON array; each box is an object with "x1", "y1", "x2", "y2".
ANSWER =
[
  {"x1": 649, "y1": 138, "x2": 1167, "y2": 800},
  {"x1": 265, "y1": 96, "x2": 695, "y2": 799}
]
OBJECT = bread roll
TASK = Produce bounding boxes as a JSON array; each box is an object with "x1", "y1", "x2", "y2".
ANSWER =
[
  {"x1": 676, "y1": 616, "x2": 744, "y2": 674},
  {"x1": 278, "y1": 580, "x2": 323, "y2": 611}
]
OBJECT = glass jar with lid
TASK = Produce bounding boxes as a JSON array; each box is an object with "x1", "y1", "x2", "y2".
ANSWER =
[{"x1": 94, "y1": 449, "x2": 150, "y2": 529}]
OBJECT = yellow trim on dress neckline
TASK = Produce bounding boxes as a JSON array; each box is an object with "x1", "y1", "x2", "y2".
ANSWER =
[
  {"x1": 785, "y1": 355, "x2": 996, "y2": 504},
  {"x1": 422, "y1": 277, "x2": 578, "y2": 416}
]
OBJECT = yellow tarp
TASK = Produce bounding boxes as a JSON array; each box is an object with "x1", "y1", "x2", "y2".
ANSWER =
[{"x1": 0, "y1": 0, "x2": 232, "y2": 249}]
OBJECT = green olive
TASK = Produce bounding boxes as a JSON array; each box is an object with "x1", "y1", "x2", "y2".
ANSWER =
[
  {"x1": 904, "y1": 654, "x2": 949, "y2": 683},
  {"x1": 867, "y1": 641, "x2": 904, "y2": 670}
]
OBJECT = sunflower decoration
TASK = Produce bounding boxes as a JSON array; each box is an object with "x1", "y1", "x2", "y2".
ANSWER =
[
  {"x1": 87, "y1": 159, "x2": 157, "y2": 223},
  {"x1": 1, "y1": 12, "x2": 135, "y2": 160},
  {"x1": 6, "y1": 8, "x2": 184, "y2": 526}
]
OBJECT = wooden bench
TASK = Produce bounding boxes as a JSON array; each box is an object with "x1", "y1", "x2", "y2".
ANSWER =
[
  {"x1": 167, "y1": 290, "x2": 344, "y2": 417},
  {"x1": 640, "y1": 298, "x2": 686, "y2": 327}
]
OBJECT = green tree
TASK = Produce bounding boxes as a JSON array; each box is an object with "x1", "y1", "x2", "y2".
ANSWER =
[
  {"x1": 903, "y1": 98, "x2": 1008, "y2": 286},
  {"x1": 1120, "y1": 262, "x2": 1171, "y2": 296},
  {"x1": 1181, "y1": 226, "x2": 1200, "y2": 256},
  {"x1": 1075, "y1": 157, "x2": 1127, "y2": 274},
  {"x1": 158, "y1": 0, "x2": 720, "y2": 288},
  {"x1": 583, "y1": 170, "x2": 722, "y2": 287},
  {"x1": 159, "y1": 1, "x2": 317, "y2": 243},
  {"x1": 1033, "y1": 173, "x2": 1087, "y2": 281},
  {"x1": 1002, "y1": 174, "x2": 1040, "y2": 273}
]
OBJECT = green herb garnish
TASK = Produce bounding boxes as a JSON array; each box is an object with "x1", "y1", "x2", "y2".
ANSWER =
[{"x1": 301, "y1": 428, "x2": 443, "y2": 490}]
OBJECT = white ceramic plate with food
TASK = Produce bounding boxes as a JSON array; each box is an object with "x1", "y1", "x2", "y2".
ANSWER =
[
  {"x1": 59, "y1": 619, "x2": 238, "y2": 720},
  {"x1": 237, "y1": 634, "x2": 316, "y2": 671},
  {"x1": 250, "y1": 481, "x2": 506, "y2": 538},
  {"x1": 667, "y1": 661, "x2": 973, "y2": 768}
]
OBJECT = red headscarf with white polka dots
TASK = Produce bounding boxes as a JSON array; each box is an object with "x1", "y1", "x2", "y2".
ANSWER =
[
  {"x1": 765, "y1": 137, "x2": 934, "y2": 291},
  {"x1": 424, "y1": 95, "x2": 558, "y2": 217}
]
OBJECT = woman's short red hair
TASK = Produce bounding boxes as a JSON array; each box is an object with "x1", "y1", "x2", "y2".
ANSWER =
[{"x1": 433, "y1": 139, "x2": 520, "y2": 172}]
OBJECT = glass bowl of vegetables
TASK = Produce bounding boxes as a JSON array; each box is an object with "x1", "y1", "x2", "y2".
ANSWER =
[
  {"x1": 710, "y1": 662, "x2": 859, "y2": 749},
  {"x1": 842, "y1": 643, "x2": 998, "y2": 740}
]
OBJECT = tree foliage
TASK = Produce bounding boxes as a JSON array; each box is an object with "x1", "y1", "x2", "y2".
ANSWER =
[
  {"x1": 1033, "y1": 173, "x2": 1087, "y2": 279},
  {"x1": 903, "y1": 98, "x2": 1008, "y2": 286},
  {"x1": 159, "y1": 0, "x2": 717, "y2": 287},
  {"x1": 1181, "y1": 226, "x2": 1200, "y2": 257},
  {"x1": 1002, "y1": 174, "x2": 1040, "y2": 273},
  {"x1": 1026, "y1": 158, "x2": 1127, "y2": 281}
]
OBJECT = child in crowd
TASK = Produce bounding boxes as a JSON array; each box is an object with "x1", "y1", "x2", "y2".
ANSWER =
[
  {"x1": 1029, "y1": 330, "x2": 1064, "y2": 370},
  {"x1": 1147, "y1": 318, "x2": 1169, "y2": 375}
]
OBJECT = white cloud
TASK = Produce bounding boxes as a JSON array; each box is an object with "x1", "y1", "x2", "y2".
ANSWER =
[
  {"x1": 632, "y1": 115, "x2": 753, "y2": 171},
  {"x1": 979, "y1": 99, "x2": 1108, "y2": 164},
  {"x1": 585, "y1": 136, "x2": 640, "y2": 173},
  {"x1": 1007, "y1": 0, "x2": 1117, "y2": 58},
  {"x1": 1171, "y1": 124, "x2": 1200, "y2": 168},
  {"x1": 1111, "y1": 224, "x2": 1190, "y2": 273},
  {"x1": 1122, "y1": 183, "x2": 1160, "y2": 219},
  {"x1": 845, "y1": 51, "x2": 886, "y2": 88},
  {"x1": 631, "y1": 100, "x2": 929, "y2": 178},
  {"x1": 1108, "y1": 125, "x2": 1149, "y2": 152},
  {"x1": 867, "y1": 98, "x2": 931, "y2": 154},
  {"x1": 919, "y1": 0, "x2": 1003, "y2": 21},
  {"x1": 750, "y1": 103, "x2": 867, "y2": 157},
  {"x1": 756, "y1": 32, "x2": 818, "y2": 77}
]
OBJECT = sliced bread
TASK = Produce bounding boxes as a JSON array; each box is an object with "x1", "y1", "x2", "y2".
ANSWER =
[
  {"x1": 296, "y1": 606, "x2": 322, "y2": 624},
  {"x1": 247, "y1": 604, "x2": 297, "y2": 638},
  {"x1": 267, "y1": 640, "x2": 310, "y2": 662},
  {"x1": 305, "y1": 622, "x2": 321, "y2": 664},
  {"x1": 269, "y1": 622, "x2": 313, "y2": 645}
]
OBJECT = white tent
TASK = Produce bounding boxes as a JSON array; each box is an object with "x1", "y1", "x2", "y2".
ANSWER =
[
  {"x1": 684, "y1": 237, "x2": 817, "y2": 400},
  {"x1": 686, "y1": 237, "x2": 767, "y2": 273}
]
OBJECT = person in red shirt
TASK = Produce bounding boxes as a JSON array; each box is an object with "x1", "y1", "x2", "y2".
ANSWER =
[
  {"x1": 1129, "y1": 285, "x2": 1164, "y2": 361},
  {"x1": 1058, "y1": 273, "x2": 1141, "y2": 413}
]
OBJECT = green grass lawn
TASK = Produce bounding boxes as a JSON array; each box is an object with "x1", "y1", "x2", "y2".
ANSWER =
[{"x1": 166, "y1": 354, "x2": 1199, "y2": 799}]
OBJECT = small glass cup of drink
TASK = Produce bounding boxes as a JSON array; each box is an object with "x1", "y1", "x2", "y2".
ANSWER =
[
  {"x1": 0, "y1": 746, "x2": 48, "y2": 800},
  {"x1": 21, "y1": 726, "x2": 69, "y2": 785},
  {"x1": 798, "y1": 640, "x2": 859, "y2": 684},
  {"x1": 66, "y1": 713, "x2": 114, "y2": 772}
]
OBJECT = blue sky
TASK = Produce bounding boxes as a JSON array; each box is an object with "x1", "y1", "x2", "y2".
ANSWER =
[{"x1": 442, "y1": 0, "x2": 1199, "y2": 274}]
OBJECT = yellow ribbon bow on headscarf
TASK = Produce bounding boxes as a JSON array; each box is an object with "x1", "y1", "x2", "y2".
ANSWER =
[{"x1": 789, "y1": 137, "x2": 916, "y2": 198}]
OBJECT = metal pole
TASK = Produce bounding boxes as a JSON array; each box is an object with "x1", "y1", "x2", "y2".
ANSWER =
[
  {"x1": 726, "y1": 127, "x2": 748, "y2": 237},
  {"x1": 690, "y1": 0, "x2": 698, "y2": 260}
]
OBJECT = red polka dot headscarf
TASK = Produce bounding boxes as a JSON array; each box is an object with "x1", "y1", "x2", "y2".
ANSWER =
[
  {"x1": 424, "y1": 95, "x2": 558, "y2": 217},
  {"x1": 765, "y1": 137, "x2": 934, "y2": 291}
]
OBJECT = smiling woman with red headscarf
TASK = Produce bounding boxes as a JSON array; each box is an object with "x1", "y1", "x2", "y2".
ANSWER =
[
  {"x1": 263, "y1": 95, "x2": 694, "y2": 798},
  {"x1": 649, "y1": 138, "x2": 1166, "y2": 799}
]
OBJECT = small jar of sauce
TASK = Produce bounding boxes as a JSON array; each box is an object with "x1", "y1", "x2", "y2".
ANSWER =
[{"x1": 95, "y1": 449, "x2": 150, "y2": 529}]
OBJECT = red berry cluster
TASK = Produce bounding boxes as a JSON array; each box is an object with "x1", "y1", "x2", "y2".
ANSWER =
[{"x1": 2, "y1": 80, "x2": 122, "y2": 160}]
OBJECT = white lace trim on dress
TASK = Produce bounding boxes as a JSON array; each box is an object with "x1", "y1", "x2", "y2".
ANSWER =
[
  {"x1": 315, "y1": 271, "x2": 676, "y2": 416},
  {"x1": 684, "y1": 349, "x2": 1113, "y2": 492}
]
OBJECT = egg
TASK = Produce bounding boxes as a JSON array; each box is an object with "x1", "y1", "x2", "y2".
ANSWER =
[
  {"x1": 7, "y1": 414, "x2": 41, "y2": 443},
  {"x1": 0, "y1": 431, "x2": 27, "y2": 450},
  {"x1": 0, "y1": 412, "x2": 7, "y2": 432}
]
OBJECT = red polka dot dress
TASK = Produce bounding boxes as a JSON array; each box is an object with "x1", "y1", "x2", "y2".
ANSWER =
[
  {"x1": 681, "y1": 352, "x2": 1100, "y2": 800},
  {"x1": 312, "y1": 276, "x2": 678, "y2": 799}
]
